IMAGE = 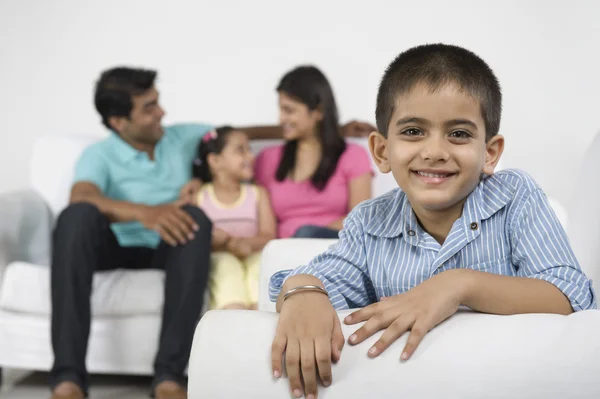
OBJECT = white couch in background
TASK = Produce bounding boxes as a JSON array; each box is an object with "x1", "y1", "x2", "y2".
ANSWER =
[{"x1": 0, "y1": 134, "x2": 397, "y2": 377}]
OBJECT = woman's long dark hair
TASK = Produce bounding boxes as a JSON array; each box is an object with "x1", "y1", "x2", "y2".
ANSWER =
[{"x1": 275, "y1": 66, "x2": 346, "y2": 191}]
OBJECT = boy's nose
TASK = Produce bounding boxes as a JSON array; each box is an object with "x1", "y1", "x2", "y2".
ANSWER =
[{"x1": 421, "y1": 137, "x2": 449, "y2": 162}]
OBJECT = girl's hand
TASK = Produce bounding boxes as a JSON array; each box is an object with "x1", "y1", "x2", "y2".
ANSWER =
[
  {"x1": 227, "y1": 237, "x2": 253, "y2": 259},
  {"x1": 344, "y1": 269, "x2": 468, "y2": 360}
]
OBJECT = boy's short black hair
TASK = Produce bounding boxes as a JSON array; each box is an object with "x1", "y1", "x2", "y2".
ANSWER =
[
  {"x1": 94, "y1": 67, "x2": 157, "y2": 130},
  {"x1": 375, "y1": 44, "x2": 502, "y2": 141}
]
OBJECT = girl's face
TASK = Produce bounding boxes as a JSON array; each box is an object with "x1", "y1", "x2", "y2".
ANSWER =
[
  {"x1": 210, "y1": 131, "x2": 255, "y2": 182},
  {"x1": 278, "y1": 92, "x2": 323, "y2": 141}
]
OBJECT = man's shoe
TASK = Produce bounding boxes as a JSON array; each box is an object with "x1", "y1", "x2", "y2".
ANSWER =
[
  {"x1": 50, "y1": 381, "x2": 84, "y2": 399},
  {"x1": 154, "y1": 380, "x2": 187, "y2": 399}
]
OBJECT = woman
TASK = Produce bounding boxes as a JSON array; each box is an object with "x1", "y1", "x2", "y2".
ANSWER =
[{"x1": 254, "y1": 66, "x2": 373, "y2": 239}]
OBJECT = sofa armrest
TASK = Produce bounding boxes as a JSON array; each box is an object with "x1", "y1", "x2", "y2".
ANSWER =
[
  {"x1": 189, "y1": 309, "x2": 600, "y2": 398},
  {"x1": 0, "y1": 190, "x2": 53, "y2": 281}
]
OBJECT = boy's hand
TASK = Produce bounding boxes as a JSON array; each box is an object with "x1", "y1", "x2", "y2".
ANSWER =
[
  {"x1": 344, "y1": 269, "x2": 468, "y2": 360},
  {"x1": 272, "y1": 292, "x2": 344, "y2": 399}
]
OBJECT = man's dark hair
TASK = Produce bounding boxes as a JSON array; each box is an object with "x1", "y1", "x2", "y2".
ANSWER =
[
  {"x1": 94, "y1": 67, "x2": 157, "y2": 130},
  {"x1": 276, "y1": 65, "x2": 346, "y2": 191},
  {"x1": 376, "y1": 44, "x2": 502, "y2": 141}
]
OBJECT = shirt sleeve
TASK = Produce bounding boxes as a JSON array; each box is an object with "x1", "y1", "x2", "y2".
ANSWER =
[
  {"x1": 73, "y1": 147, "x2": 109, "y2": 193},
  {"x1": 341, "y1": 143, "x2": 373, "y2": 180},
  {"x1": 169, "y1": 123, "x2": 214, "y2": 148},
  {"x1": 268, "y1": 206, "x2": 377, "y2": 309},
  {"x1": 511, "y1": 189, "x2": 596, "y2": 311}
]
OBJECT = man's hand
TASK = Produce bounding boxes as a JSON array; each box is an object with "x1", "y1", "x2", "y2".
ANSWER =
[
  {"x1": 226, "y1": 237, "x2": 253, "y2": 259},
  {"x1": 139, "y1": 201, "x2": 199, "y2": 246},
  {"x1": 179, "y1": 178, "x2": 202, "y2": 204},
  {"x1": 344, "y1": 269, "x2": 467, "y2": 360},
  {"x1": 340, "y1": 120, "x2": 377, "y2": 138},
  {"x1": 272, "y1": 291, "x2": 344, "y2": 399}
]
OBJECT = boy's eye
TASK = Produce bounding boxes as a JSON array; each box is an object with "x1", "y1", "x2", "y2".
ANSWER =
[
  {"x1": 401, "y1": 128, "x2": 423, "y2": 137},
  {"x1": 449, "y1": 130, "x2": 471, "y2": 139}
]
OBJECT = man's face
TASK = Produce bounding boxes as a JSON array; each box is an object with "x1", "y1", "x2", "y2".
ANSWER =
[
  {"x1": 116, "y1": 87, "x2": 165, "y2": 145},
  {"x1": 370, "y1": 82, "x2": 504, "y2": 217}
]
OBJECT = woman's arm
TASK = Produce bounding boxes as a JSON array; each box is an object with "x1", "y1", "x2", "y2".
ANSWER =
[
  {"x1": 241, "y1": 186, "x2": 277, "y2": 252},
  {"x1": 327, "y1": 173, "x2": 372, "y2": 230}
]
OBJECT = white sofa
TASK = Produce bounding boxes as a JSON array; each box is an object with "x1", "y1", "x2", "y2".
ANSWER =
[
  {"x1": 0, "y1": 134, "x2": 398, "y2": 379},
  {"x1": 188, "y1": 238, "x2": 600, "y2": 398}
]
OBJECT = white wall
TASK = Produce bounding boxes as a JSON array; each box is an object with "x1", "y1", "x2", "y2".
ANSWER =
[{"x1": 0, "y1": 0, "x2": 599, "y2": 207}]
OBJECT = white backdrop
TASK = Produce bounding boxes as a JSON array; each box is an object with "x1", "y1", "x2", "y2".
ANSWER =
[{"x1": 0, "y1": 0, "x2": 599, "y2": 207}]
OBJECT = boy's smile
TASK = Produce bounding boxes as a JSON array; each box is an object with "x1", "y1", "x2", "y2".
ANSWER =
[{"x1": 370, "y1": 82, "x2": 504, "y2": 240}]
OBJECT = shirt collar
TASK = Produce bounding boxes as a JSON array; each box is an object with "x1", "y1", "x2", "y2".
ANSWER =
[
  {"x1": 363, "y1": 175, "x2": 513, "y2": 239},
  {"x1": 108, "y1": 132, "x2": 147, "y2": 162}
]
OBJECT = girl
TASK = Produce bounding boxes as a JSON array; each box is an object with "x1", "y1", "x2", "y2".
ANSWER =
[
  {"x1": 193, "y1": 126, "x2": 276, "y2": 310},
  {"x1": 254, "y1": 66, "x2": 373, "y2": 239}
]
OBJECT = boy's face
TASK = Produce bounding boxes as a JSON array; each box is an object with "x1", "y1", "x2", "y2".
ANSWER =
[{"x1": 369, "y1": 82, "x2": 504, "y2": 214}]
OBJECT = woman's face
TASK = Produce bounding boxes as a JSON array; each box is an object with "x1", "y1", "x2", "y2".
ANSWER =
[{"x1": 278, "y1": 92, "x2": 323, "y2": 141}]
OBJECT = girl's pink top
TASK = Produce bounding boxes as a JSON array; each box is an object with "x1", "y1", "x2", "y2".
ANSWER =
[{"x1": 196, "y1": 183, "x2": 259, "y2": 238}]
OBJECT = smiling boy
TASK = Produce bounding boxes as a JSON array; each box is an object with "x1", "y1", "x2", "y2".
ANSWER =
[{"x1": 268, "y1": 43, "x2": 596, "y2": 399}]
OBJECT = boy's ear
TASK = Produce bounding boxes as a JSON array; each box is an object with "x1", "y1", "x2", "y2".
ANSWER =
[
  {"x1": 368, "y1": 131, "x2": 391, "y2": 174},
  {"x1": 482, "y1": 134, "x2": 505, "y2": 175}
]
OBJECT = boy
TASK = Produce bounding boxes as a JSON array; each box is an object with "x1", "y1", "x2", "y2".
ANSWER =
[{"x1": 268, "y1": 43, "x2": 596, "y2": 399}]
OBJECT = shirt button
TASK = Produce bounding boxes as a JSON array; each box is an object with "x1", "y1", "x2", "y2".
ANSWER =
[
  {"x1": 470, "y1": 222, "x2": 479, "y2": 230},
  {"x1": 407, "y1": 230, "x2": 416, "y2": 236}
]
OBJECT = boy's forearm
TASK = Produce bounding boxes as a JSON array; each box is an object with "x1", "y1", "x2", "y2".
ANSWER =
[
  {"x1": 276, "y1": 274, "x2": 325, "y2": 313},
  {"x1": 457, "y1": 269, "x2": 573, "y2": 315}
]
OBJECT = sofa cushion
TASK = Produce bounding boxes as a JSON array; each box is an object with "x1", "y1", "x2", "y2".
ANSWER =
[{"x1": 0, "y1": 262, "x2": 165, "y2": 317}]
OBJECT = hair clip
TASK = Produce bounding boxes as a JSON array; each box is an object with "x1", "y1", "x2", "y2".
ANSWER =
[
  {"x1": 202, "y1": 130, "x2": 218, "y2": 143},
  {"x1": 193, "y1": 158, "x2": 202, "y2": 166}
]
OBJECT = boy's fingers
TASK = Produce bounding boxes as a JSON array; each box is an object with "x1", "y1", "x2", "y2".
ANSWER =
[
  {"x1": 285, "y1": 340, "x2": 303, "y2": 398},
  {"x1": 331, "y1": 317, "x2": 345, "y2": 362},
  {"x1": 344, "y1": 302, "x2": 378, "y2": 324},
  {"x1": 401, "y1": 321, "x2": 429, "y2": 361},
  {"x1": 368, "y1": 316, "x2": 411, "y2": 358},
  {"x1": 300, "y1": 340, "x2": 318, "y2": 397},
  {"x1": 315, "y1": 337, "x2": 333, "y2": 387},
  {"x1": 348, "y1": 312, "x2": 392, "y2": 345},
  {"x1": 271, "y1": 334, "x2": 286, "y2": 378}
]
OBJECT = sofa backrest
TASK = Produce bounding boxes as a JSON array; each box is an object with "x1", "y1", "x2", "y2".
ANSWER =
[{"x1": 29, "y1": 135, "x2": 398, "y2": 217}]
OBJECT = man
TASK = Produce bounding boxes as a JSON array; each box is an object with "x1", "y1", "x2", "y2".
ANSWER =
[{"x1": 50, "y1": 66, "x2": 373, "y2": 399}]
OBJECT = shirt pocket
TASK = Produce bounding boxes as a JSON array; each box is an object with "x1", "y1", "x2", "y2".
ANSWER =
[{"x1": 466, "y1": 255, "x2": 514, "y2": 275}]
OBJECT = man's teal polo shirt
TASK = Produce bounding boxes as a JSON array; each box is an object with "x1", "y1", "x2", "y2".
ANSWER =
[{"x1": 73, "y1": 123, "x2": 213, "y2": 248}]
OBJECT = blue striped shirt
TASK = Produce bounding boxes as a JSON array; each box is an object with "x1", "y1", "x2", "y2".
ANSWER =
[{"x1": 269, "y1": 169, "x2": 596, "y2": 311}]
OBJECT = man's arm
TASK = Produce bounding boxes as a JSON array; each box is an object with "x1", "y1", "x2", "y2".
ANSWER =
[
  {"x1": 70, "y1": 182, "x2": 147, "y2": 223},
  {"x1": 240, "y1": 121, "x2": 376, "y2": 140}
]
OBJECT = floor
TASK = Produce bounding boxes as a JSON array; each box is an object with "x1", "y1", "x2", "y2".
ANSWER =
[{"x1": 0, "y1": 369, "x2": 151, "y2": 399}]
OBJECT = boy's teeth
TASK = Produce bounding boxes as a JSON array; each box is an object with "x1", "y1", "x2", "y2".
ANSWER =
[{"x1": 417, "y1": 171, "x2": 450, "y2": 178}]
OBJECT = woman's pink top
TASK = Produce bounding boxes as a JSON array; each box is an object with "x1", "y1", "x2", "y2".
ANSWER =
[
  {"x1": 254, "y1": 143, "x2": 372, "y2": 238},
  {"x1": 196, "y1": 183, "x2": 259, "y2": 238}
]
